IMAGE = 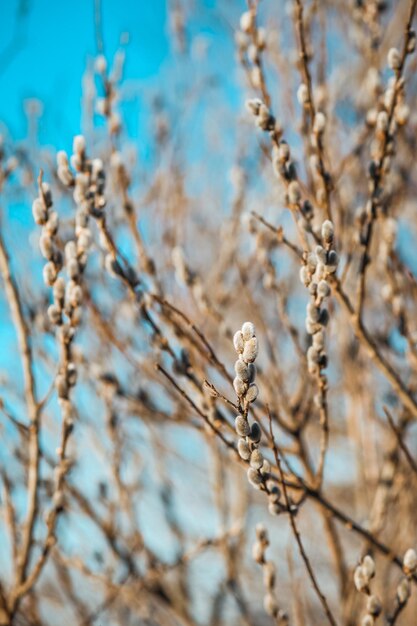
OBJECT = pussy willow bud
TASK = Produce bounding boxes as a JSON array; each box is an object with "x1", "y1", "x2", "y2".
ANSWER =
[
  {"x1": 247, "y1": 467, "x2": 262, "y2": 487},
  {"x1": 403, "y1": 548, "x2": 417, "y2": 574},
  {"x1": 297, "y1": 83, "x2": 309, "y2": 105},
  {"x1": 387, "y1": 47, "x2": 401, "y2": 70},
  {"x1": 249, "y1": 421, "x2": 262, "y2": 443},
  {"x1": 235, "y1": 359, "x2": 250, "y2": 382},
  {"x1": 73, "y1": 134, "x2": 86, "y2": 155},
  {"x1": 47, "y1": 304, "x2": 61, "y2": 325},
  {"x1": 397, "y1": 577, "x2": 411, "y2": 604},
  {"x1": 233, "y1": 376, "x2": 246, "y2": 397},
  {"x1": 233, "y1": 330, "x2": 244, "y2": 353},
  {"x1": 246, "y1": 98, "x2": 263, "y2": 117},
  {"x1": 32, "y1": 198, "x2": 47, "y2": 225},
  {"x1": 313, "y1": 112, "x2": 326, "y2": 134},
  {"x1": 241, "y1": 321, "x2": 256, "y2": 341},
  {"x1": 250, "y1": 449, "x2": 264, "y2": 470},
  {"x1": 321, "y1": 220, "x2": 334, "y2": 245},
  {"x1": 238, "y1": 438, "x2": 251, "y2": 460},
  {"x1": 243, "y1": 337, "x2": 258, "y2": 363},
  {"x1": 317, "y1": 280, "x2": 330, "y2": 299},
  {"x1": 362, "y1": 555, "x2": 375, "y2": 580},
  {"x1": 354, "y1": 565, "x2": 368, "y2": 592},
  {"x1": 245, "y1": 383, "x2": 258, "y2": 403},
  {"x1": 288, "y1": 181, "x2": 301, "y2": 205},
  {"x1": 240, "y1": 10, "x2": 254, "y2": 33},
  {"x1": 235, "y1": 415, "x2": 250, "y2": 437},
  {"x1": 43, "y1": 262, "x2": 56, "y2": 286},
  {"x1": 39, "y1": 233, "x2": 53, "y2": 260},
  {"x1": 53, "y1": 277, "x2": 65, "y2": 303}
]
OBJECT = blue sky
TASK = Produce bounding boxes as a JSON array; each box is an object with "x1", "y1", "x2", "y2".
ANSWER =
[{"x1": 0, "y1": 0, "x2": 170, "y2": 142}]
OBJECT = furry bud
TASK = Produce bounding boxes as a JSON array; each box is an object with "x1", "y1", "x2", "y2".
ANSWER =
[{"x1": 235, "y1": 415, "x2": 250, "y2": 437}]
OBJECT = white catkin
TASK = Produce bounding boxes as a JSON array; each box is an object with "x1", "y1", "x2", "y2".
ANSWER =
[
  {"x1": 241, "y1": 321, "x2": 256, "y2": 341},
  {"x1": 243, "y1": 337, "x2": 258, "y2": 363},
  {"x1": 313, "y1": 331, "x2": 325, "y2": 350},
  {"x1": 245, "y1": 383, "x2": 258, "y2": 403},
  {"x1": 65, "y1": 241, "x2": 77, "y2": 262},
  {"x1": 387, "y1": 47, "x2": 401, "y2": 70},
  {"x1": 240, "y1": 10, "x2": 254, "y2": 33},
  {"x1": 237, "y1": 438, "x2": 251, "y2": 460},
  {"x1": 278, "y1": 141, "x2": 290, "y2": 161},
  {"x1": 403, "y1": 548, "x2": 417, "y2": 573},
  {"x1": 307, "y1": 302, "x2": 320, "y2": 323},
  {"x1": 73, "y1": 134, "x2": 86, "y2": 155},
  {"x1": 313, "y1": 112, "x2": 326, "y2": 134},
  {"x1": 299, "y1": 265, "x2": 310, "y2": 286},
  {"x1": 235, "y1": 415, "x2": 250, "y2": 437},
  {"x1": 47, "y1": 304, "x2": 61, "y2": 325},
  {"x1": 317, "y1": 279, "x2": 330, "y2": 299},
  {"x1": 247, "y1": 467, "x2": 263, "y2": 488},
  {"x1": 376, "y1": 111, "x2": 388, "y2": 132},
  {"x1": 268, "y1": 501, "x2": 280, "y2": 516},
  {"x1": 39, "y1": 234, "x2": 53, "y2": 260},
  {"x1": 397, "y1": 578, "x2": 411, "y2": 604},
  {"x1": 288, "y1": 180, "x2": 301, "y2": 204},
  {"x1": 43, "y1": 262, "x2": 56, "y2": 286},
  {"x1": 321, "y1": 220, "x2": 334, "y2": 244},
  {"x1": 261, "y1": 459, "x2": 271, "y2": 475},
  {"x1": 233, "y1": 376, "x2": 246, "y2": 397},
  {"x1": 53, "y1": 277, "x2": 65, "y2": 302},
  {"x1": 234, "y1": 359, "x2": 250, "y2": 382},
  {"x1": 354, "y1": 566, "x2": 368, "y2": 592},
  {"x1": 362, "y1": 555, "x2": 375, "y2": 580},
  {"x1": 297, "y1": 83, "x2": 309, "y2": 105},
  {"x1": 315, "y1": 245, "x2": 327, "y2": 265},
  {"x1": 45, "y1": 211, "x2": 59, "y2": 235},
  {"x1": 32, "y1": 198, "x2": 47, "y2": 225},
  {"x1": 233, "y1": 330, "x2": 244, "y2": 353},
  {"x1": 250, "y1": 449, "x2": 264, "y2": 470}
]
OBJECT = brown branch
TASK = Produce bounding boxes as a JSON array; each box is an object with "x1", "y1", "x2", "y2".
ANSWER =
[{"x1": 268, "y1": 409, "x2": 338, "y2": 626}]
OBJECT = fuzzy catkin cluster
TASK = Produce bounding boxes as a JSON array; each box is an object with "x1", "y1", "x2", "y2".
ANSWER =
[
  {"x1": 366, "y1": 40, "x2": 415, "y2": 170},
  {"x1": 32, "y1": 183, "x2": 62, "y2": 290},
  {"x1": 32, "y1": 181, "x2": 79, "y2": 402},
  {"x1": 94, "y1": 54, "x2": 122, "y2": 135},
  {"x1": 58, "y1": 136, "x2": 122, "y2": 281},
  {"x1": 233, "y1": 322, "x2": 258, "y2": 405},
  {"x1": 393, "y1": 548, "x2": 417, "y2": 610},
  {"x1": 353, "y1": 555, "x2": 382, "y2": 626},
  {"x1": 300, "y1": 220, "x2": 338, "y2": 379},
  {"x1": 246, "y1": 97, "x2": 318, "y2": 230},
  {"x1": 235, "y1": 7, "x2": 267, "y2": 92},
  {"x1": 233, "y1": 323, "x2": 268, "y2": 489},
  {"x1": 252, "y1": 524, "x2": 287, "y2": 623},
  {"x1": 246, "y1": 98, "x2": 277, "y2": 134},
  {"x1": 354, "y1": 549, "x2": 417, "y2": 624}
]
